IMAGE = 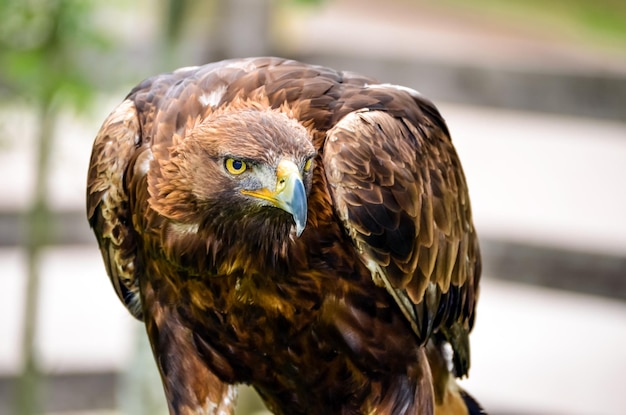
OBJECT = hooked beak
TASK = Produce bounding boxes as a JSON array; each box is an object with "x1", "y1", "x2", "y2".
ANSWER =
[{"x1": 241, "y1": 159, "x2": 308, "y2": 236}]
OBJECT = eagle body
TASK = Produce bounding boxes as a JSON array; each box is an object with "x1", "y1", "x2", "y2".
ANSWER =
[{"x1": 87, "y1": 57, "x2": 483, "y2": 415}]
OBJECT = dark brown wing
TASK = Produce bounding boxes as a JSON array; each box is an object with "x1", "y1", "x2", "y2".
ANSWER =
[
  {"x1": 322, "y1": 90, "x2": 481, "y2": 376},
  {"x1": 86, "y1": 99, "x2": 144, "y2": 319}
]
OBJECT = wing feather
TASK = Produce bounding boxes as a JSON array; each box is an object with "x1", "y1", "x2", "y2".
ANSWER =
[
  {"x1": 323, "y1": 99, "x2": 481, "y2": 376},
  {"x1": 86, "y1": 99, "x2": 143, "y2": 319}
]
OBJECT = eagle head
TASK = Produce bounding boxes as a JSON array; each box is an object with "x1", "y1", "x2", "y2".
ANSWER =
[{"x1": 147, "y1": 103, "x2": 317, "y2": 245}]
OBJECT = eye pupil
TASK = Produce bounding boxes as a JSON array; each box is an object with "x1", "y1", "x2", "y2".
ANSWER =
[{"x1": 226, "y1": 158, "x2": 247, "y2": 174}]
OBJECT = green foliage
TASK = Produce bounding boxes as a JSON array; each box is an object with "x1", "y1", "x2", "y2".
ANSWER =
[
  {"x1": 291, "y1": 0, "x2": 324, "y2": 5},
  {"x1": 432, "y1": 0, "x2": 626, "y2": 44},
  {"x1": 0, "y1": 0, "x2": 112, "y2": 109}
]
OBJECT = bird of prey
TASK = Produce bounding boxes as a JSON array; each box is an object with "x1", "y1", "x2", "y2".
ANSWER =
[{"x1": 87, "y1": 57, "x2": 484, "y2": 415}]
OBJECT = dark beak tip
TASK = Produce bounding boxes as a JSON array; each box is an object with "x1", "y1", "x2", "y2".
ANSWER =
[
  {"x1": 295, "y1": 221, "x2": 306, "y2": 237},
  {"x1": 291, "y1": 177, "x2": 308, "y2": 238}
]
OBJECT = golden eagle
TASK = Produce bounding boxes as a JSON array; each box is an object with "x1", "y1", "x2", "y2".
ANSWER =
[{"x1": 87, "y1": 57, "x2": 484, "y2": 415}]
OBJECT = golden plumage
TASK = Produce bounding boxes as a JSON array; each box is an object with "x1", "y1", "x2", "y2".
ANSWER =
[{"x1": 87, "y1": 57, "x2": 484, "y2": 415}]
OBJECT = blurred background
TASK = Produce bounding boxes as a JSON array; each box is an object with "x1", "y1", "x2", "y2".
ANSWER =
[{"x1": 1, "y1": 0, "x2": 625, "y2": 414}]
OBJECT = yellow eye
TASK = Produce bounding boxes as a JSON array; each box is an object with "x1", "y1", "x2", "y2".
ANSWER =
[
  {"x1": 303, "y1": 158, "x2": 313, "y2": 172},
  {"x1": 225, "y1": 158, "x2": 247, "y2": 175}
]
